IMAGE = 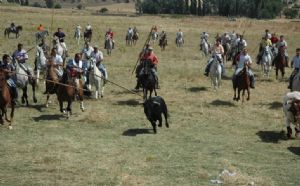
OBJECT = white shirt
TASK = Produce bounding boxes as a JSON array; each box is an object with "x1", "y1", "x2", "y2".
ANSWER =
[
  {"x1": 86, "y1": 25, "x2": 92, "y2": 31},
  {"x1": 52, "y1": 54, "x2": 63, "y2": 65},
  {"x1": 177, "y1": 31, "x2": 183, "y2": 38},
  {"x1": 292, "y1": 55, "x2": 300, "y2": 69},
  {"x1": 128, "y1": 29, "x2": 133, "y2": 35},
  {"x1": 237, "y1": 54, "x2": 252, "y2": 69},
  {"x1": 76, "y1": 25, "x2": 81, "y2": 31},
  {"x1": 264, "y1": 33, "x2": 272, "y2": 39},
  {"x1": 235, "y1": 38, "x2": 247, "y2": 47},
  {"x1": 13, "y1": 49, "x2": 28, "y2": 63},
  {"x1": 67, "y1": 59, "x2": 83, "y2": 69},
  {"x1": 276, "y1": 40, "x2": 287, "y2": 48},
  {"x1": 91, "y1": 50, "x2": 104, "y2": 62}
]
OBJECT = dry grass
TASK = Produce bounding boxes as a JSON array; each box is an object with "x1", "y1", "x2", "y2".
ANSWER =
[{"x1": 0, "y1": 5, "x2": 299, "y2": 186}]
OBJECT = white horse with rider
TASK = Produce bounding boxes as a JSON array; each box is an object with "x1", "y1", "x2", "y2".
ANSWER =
[
  {"x1": 209, "y1": 54, "x2": 222, "y2": 90},
  {"x1": 260, "y1": 45, "x2": 273, "y2": 78},
  {"x1": 74, "y1": 25, "x2": 81, "y2": 45}
]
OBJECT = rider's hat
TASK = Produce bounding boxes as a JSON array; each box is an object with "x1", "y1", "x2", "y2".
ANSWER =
[{"x1": 148, "y1": 46, "x2": 153, "y2": 51}]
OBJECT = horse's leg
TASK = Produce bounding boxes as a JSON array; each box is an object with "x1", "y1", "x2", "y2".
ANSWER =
[
  {"x1": 66, "y1": 100, "x2": 72, "y2": 119},
  {"x1": 247, "y1": 88, "x2": 250, "y2": 101},
  {"x1": 32, "y1": 81, "x2": 37, "y2": 103},
  {"x1": 59, "y1": 100, "x2": 65, "y2": 113},
  {"x1": 23, "y1": 87, "x2": 29, "y2": 106},
  {"x1": 101, "y1": 79, "x2": 105, "y2": 98},
  {"x1": 275, "y1": 68, "x2": 278, "y2": 80},
  {"x1": 158, "y1": 114, "x2": 163, "y2": 127},
  {"x1": 151, "y1": 121, "x2": 157, "y2": 134},
  {"x1": 46, "y1": 93, "x2": 50, "y2": 108},
  {"x1": 242, "y1": 89, "x2": 245, "y2": 103},
  {"x1": 8, "y1": 104, "x2": 14, "y2": 130},
  {"x1": 237, "y1": 88, "x2": 241, "y2": 102},
  {"x1": 282, "y1": 67, "x2": 285, "y2": 79}
]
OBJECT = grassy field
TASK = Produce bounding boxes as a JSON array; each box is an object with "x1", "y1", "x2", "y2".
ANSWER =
[{"x1": 0, "y1": 5, "x2": 300, "y2": 186}]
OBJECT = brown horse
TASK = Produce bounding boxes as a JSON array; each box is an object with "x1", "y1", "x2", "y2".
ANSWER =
[
  {"x1": 274, "y1": 46, "x2": 286, "y2": 79},
  {"x1": 233, "y1": 65, "x2": 250, "y2": 102},
  {"x1": 45, "y1": 60, "x2": 59, "y2": 108},
  {"x1": 56, "y1": 69, "x2": 85, "y2": 118},
  {"x1": 0, "y1": 69, "x2": 14, "y2": 129},
  {"x1": 159, "y1": 35, "x2": 167, "y2": 51}
]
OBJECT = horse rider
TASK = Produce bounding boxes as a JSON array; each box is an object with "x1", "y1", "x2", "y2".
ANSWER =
[
  {"x1": 271, "y1": 33, "x2": 279, "y2": 45},
  {"x1": 234, "y1": 34, "x2": 247, "y2": 61},
  {"x1": 37, "y1": 24, "x2": 45, "y2": 33},
  {"x1": 0, "y1": 54, "x2": 18, "y2": 105},
  {"x1": 74, "y1": 24, "x2": 82, "y2": 38},
  {"x1": 85, "y1": 23, "x2": 92, "y2": 33},
  {"x1": 49, "y1": 48, "x2": 64, "y2": 78},
  {"x1": 91, "y1": 45, "x2": 108, "y2": 81},
  {"x1": 12, "y1": 43, "x2": 32, "y2": 77},
  {"x1": 128, "y1": 27, "x2": 134, "y2": 36},
  {"x1": 133, "y1": 26, "x2": 138, "y2": 34},
  {"x1": 221, "y1": 33, "x2": 230, "y2": 46},
  {"x1": 176, "y1": 29, "x2": 184, "y2": 43},
  {"x1": 10, "y1": 22, "x2": 16, "y2": 32},
  {"x1": 233, "y1": 48, "x2": 255, "y2": 89},
  {"x1": 256, "y1": 35, "x2": 272, "y2": 64},
  {"x1": 66, "y1": 53, "x2": 83, "y2": 92},
  {"x1": 105, "y1": 28, "x2": 115, "y2": 49},
  {"x1": 38, "y1": 38, "x2": 50, "y2": 57},
  {"x1": 53, "y1": 28, "x2": 68, "y2": 53},
  {"x1": 264, "y1": 29, "x2": 272, "y2": 40},
  {"x1": 288, "y1": 48, "x2": 300, "y2": 89},
  {"x1": 204, "y1": 39, "x2": 225, "y2": 77},
  {"x1": 134, "y1": 43, "x2": 151, "y2": 90},
  {"x1": 136, "y1": 46, "x2": 159, "y2": 90},
  {"x1": 159, "y1": 30, "x2": 167, "y2": 46},
  {"x1": 275, "y1": 35, "x2": 289, "y2": 64},
  {"x1": 81, "y1": 42, "x2": 94, "y2": 61},
  {"x1": 200, "y1": 32, "x2": 209, "y2": 50}
]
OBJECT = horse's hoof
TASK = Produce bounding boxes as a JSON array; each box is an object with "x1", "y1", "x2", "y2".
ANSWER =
[
  {"x1": 34, "y1": 99, "x2": 37, "y2": 103},
  {"x1": 8, "y1": 126, "x2": 12, "y2": 130},
  {"x1": 45, "y1": 104, "x2": 49, "y2": 108}
]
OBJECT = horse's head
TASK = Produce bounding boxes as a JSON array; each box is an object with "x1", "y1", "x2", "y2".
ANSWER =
[{"x1": 17, "y1": 26, "x2": 22, "y2": 31}]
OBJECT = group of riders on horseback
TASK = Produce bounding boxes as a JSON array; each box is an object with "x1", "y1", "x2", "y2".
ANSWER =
[
  {"x1": 1, "y1": 23, "x2": 111, "y2": 107},
  {"x1": 201, "y1": 28, "x2": 295, "y2": 90}
]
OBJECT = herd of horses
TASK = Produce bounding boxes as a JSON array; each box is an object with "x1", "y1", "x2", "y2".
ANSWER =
[{"x1": 0, "y1": 25, "x2": 299, "y2": 138}]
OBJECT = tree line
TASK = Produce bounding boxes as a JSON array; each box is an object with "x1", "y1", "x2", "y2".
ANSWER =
[{"x1": 135, "y1": 0, "x2": 287, "y2": 19}]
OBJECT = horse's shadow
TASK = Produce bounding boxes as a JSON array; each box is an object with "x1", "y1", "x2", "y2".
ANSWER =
[
  {"x1": 287, "y1": 147, "x2": 300, "y2": 156},
  {"x1": 115, "y1": 99, "x2": 141, "y2": 107},
  {"x1": 27, "y1": 104, "x2": 45, "y2": 112},
  {"x1": 268, "y1": 101, "x2": 282, "y2": 110},
  {"x1": 122, "y1": 128, "x2": 153, "y2": 136},
  {"x1": 256, "y1": 130, "x2": 286, "y2": 143},
  {"x1": 33, "y1": 114, "x2": 64, "y2": 122},
  {"x1": 222, "y1": 75, "x2": 233, "y2": 81},
  {"x1": 188, "y1": 87, "x2": 208, "y2": 93},
  {"x1": 210, "y1": 99, "x2": 236, "y2": 107}
]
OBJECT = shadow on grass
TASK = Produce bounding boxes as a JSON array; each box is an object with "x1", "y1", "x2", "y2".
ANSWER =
[
  {"x1": 122, "y1": 128, "x2": 153, "y2": 136},
  {"x1": 115, "y1": 99, "x2": 141, "y2": 107},
  {"x1": 287, "y1": 147, "x2": 300, "y2": 156},
  {"x1": 256, "y1": 130, "x2": 286, "y2": 143},
  {"x1": 188, "y1": 87, "x2": 208, "y2": 93},
  {"x1": 27, "y1": 104, "x2": 45, "y2": 112},
  {"x1": 33, "y1": 114, "x2": 64, "y2": 122},
  {"x1": 268, "y1": 101, "x2": 282, "y2": 110},
  {"x1": 210, "y1": 99, "x2": 236, "y2": 107},
  {"x1": 222, "y1": 75, "x2": 233, "y2": 81}
]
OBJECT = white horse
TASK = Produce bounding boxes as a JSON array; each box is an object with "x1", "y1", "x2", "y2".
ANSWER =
[
  {"x1": 12, "y1": 60, "x2": 37, "y2": 106},
  {"x1": 209, "y1": 57, "x2": 222, "y2": 90},
  {"x1": 200, "y1": 38, "x2": 210, "y2": 57},
  {"x1": 88, "y1": 59, "x2": 105, "y2": 99},
  {"x1": 283, "y1": 91, "x2": 300, "y2": 138},
  {"x1": 261, "y1": 46, "x2": 273, "y2": 78},
  {"x1": 105, "y1": 36, "x2": 113, "y2": 56},
  {"x1": 151, "y1": 31, "x2": 158, "y2": 44},
  {"x1": 176, "y1": 36, "x2": 184, "y2": 47},
  {"x1": 74, "y1": 28, "x2": 81, "y2": 45},
  {"x1": 35, "y1": 46, "x2": 47, "y2": 84},
  {"x1": 53, "y1": 38, "x2": 67, "y2": 63}
]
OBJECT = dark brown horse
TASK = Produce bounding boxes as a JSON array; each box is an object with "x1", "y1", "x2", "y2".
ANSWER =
[
  {"x1": 45, "y1": 60, "x2": 59, "y2": 108},
  {"x1": 140, "y1": 60, "x2": 157, "y2": 101},
  {"x1": 233, "y1": 65, "x2": 250, "y2": 102},
  {"x1": 159, "y1": 35, "x2": 167, "y2": 51},
  {"x1": 274, "y1": 46, "x2": 286, "y2": 79},
  {"x1": 0, "y1": 69, "x2": 14, "y2": 129},
  {"x1": 4, "y1": 26, "x2": 22, "y2": 38},
  {"x1": 56, "y1": 69, "x2": 85, "y2": 118}
]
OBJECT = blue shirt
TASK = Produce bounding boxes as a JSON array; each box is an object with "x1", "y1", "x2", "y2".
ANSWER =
[{"x1": 292, "y1": 55, "x2": 300, "y2": 69}]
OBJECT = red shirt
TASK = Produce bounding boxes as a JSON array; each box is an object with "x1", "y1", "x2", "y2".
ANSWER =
[
  {"x1": 271, "y1": 36, "x2": 279, "y2": 44},
  {"x1": 144, "y1": 53, "x2": 158, "y2": 65},
  {"x1": 106, "y1": 31, "x2": 114, "y2": 39}
]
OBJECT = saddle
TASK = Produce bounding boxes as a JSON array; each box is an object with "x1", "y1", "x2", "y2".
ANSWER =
[{"x1": 290, "y1": 99, "x2": 300, "y2": 121}]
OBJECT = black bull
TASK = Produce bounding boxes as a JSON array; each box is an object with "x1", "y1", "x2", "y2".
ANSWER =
[{"x1": 143, "y1": 96, "x2": 169, "y2": 133}]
